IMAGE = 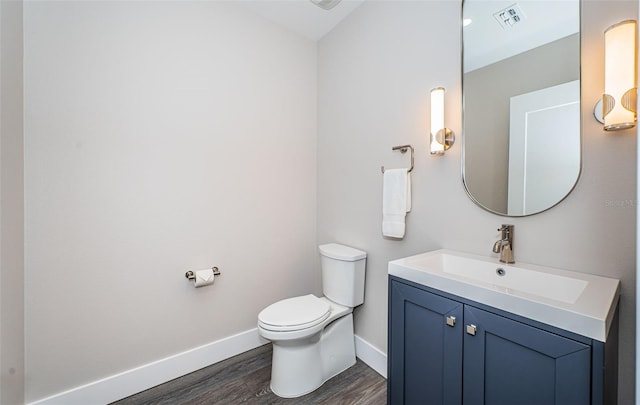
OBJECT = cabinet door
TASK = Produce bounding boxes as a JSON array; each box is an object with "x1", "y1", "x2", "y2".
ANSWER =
[
  {"x1": 389, "y1": 280, "x2": 463, "y2": 405},
  {"x1": 463, "y1": 306, "x2": 591, "y2": 405}
]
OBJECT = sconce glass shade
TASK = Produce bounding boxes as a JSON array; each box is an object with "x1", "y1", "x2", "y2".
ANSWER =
[
  {"x1": 430, "y1": 87, "x2": 445, "y2": 155},
  {"x1": 430, "y1": 87, "x2": 454, "y2": 155},
  {"x1": 603, "y1": 20, "x2": 637, "y2": 131}
]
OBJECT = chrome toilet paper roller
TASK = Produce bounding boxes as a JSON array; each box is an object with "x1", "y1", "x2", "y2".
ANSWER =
[{"x1": 185, "y1": 267, "x2": 221, "y2": 288}]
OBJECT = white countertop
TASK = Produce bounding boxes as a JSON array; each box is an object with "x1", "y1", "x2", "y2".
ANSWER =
[{"x1": 388, "y1": 249, "x2": 620, "y2": 342}]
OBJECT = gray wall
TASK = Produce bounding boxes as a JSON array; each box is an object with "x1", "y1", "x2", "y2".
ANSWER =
[
  {"x1": 0, "y1": 1, "x2": 24, "y2": 404},
  {"x1": 317, "y1": 1, "x2": 636, "y2": 403},
  {"x1": 464, "y1": 34, "x2": 580, "y2": 213},
  {"x1": 24, "y1": 2, "x2": 318, "y2": 401}
]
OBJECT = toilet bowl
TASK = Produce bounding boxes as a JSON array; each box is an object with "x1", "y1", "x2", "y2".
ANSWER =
[{"x1": 257, "y1": 243, "x2": 367, "y2": 398}]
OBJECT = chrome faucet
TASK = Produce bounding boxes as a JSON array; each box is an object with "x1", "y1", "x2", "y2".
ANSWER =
[{"x1": 493, "y1": 224, "x2": 515, "y2": 264}]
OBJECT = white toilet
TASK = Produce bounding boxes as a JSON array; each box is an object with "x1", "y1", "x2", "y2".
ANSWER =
[{"x1": 257, "y1": 243, "x2": 367, "y2": 398}]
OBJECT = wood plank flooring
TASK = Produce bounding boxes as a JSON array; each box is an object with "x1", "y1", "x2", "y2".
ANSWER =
[{"x1": 111, "y1": 344, "x2": 387, "y2": 404}]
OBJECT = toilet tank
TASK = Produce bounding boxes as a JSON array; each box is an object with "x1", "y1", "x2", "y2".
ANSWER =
[{"x1": 319, "y1": 243, "x2": 367, "y2": 307}]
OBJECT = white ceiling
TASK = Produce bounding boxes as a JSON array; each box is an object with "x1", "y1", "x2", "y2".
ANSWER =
[
  {"x1": 237, "y1": 0, "x2": 366, "y2": 41},
  {"x1": 238, "y1": 0, "x2": 579, "y2": 66},
  {"x1": 463, "y1": 0, "x2": 579, "y2": 72}
]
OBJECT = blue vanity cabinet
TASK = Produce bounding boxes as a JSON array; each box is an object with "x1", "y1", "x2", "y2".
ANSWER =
[
  {"x1": 388, "y1": 277, "x2": 463, "y2": 404},
  {"x1": 463, "y1": 305, "x2": 590, "y2": 404},
  {"x1": 388, "y1": 276, "x2": 617, "y2": 405}
]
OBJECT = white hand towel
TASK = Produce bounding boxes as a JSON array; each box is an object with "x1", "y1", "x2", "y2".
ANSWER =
[
  {"x1": 382, "y1": 168, "x2": 411, "y2": 238},
  {"x1": 406, "y1": 173, "x2": 412, "y2": 213}
]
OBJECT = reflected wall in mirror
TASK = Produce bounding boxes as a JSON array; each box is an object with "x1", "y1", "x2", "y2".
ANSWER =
[{"x1": 462, "y1": 0, "x2": 581, "y2": 216}]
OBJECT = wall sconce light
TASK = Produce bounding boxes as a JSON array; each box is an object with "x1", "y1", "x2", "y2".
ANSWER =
[
  {"x1": 594, "y1": 20, "x2": 638, "y2": 131},
  {"x1": 430, "y1": 87, "x2": 455, "y2": 155}
]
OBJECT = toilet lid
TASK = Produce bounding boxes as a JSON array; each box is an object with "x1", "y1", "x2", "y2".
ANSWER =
[{"x1": 258, "y1": 294, "x2": 331, "y2": 332}]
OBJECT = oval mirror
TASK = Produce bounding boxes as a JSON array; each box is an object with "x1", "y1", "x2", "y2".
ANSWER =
[{"x1": 462, "y1": 0, "x2": 581, "y2": 216}]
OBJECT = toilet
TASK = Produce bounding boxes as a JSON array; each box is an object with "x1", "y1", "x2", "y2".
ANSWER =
[{"x1": 257, "y1": 243, "x2": 367, "y2": 398}]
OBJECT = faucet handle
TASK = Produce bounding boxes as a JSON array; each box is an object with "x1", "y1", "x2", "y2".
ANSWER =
[{"x1": 497, "y1": 225, "x2": 514, "y2": 241}]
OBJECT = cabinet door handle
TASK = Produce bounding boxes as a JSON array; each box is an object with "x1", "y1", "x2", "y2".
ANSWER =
[
  {"x1": 466, "y1": 324, "x2": 477, "y2": 336},
  {"x1": 446, "y1": 316, "x2": 456, "y2": 327}
]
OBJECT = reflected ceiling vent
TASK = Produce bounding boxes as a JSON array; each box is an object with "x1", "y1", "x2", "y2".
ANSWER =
[
  {"x1": 310, "y1": 0, "x2": 342, "y2": 10},
  {"x1": 493, "y1": 3, "x2": 526, "y2": 29}
]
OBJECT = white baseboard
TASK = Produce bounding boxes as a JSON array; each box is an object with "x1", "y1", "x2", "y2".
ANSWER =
[
  {"x1": 29, "y1": 330, "x2": 386, "y2": 404},
  {"x1": 354, "y1": 334, "x2": 387, "y2": 379},
  {"x1": 29, "y1": 328, "x2": 268, "y2": 405}
]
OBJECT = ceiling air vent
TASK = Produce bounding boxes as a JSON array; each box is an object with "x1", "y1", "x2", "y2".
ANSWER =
[
  {"x1": 493, "y1": 3, "x2": 526, "y2": 29},
  {"x1": 310, "y1": 0, "x2": 342, "y2": 10}
]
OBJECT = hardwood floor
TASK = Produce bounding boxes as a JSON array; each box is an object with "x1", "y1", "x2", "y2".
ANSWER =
[{"x1": 111, "y1": 344, "x2": 387, "y2": 404}]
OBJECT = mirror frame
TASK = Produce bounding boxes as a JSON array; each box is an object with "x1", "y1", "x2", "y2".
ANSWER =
[{"x1": 460, "y1": 0, "x2": 582, "y2": 217}]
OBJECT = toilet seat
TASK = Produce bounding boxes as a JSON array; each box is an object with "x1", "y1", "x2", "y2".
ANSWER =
[{"x1": 258, "y1": 294, "x2": 331, "y2": 332}]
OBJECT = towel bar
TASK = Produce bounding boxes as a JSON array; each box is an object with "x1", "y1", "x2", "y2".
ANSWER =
[{"x1": 381, "y1": 145, "x2": 414, "y2": 174}]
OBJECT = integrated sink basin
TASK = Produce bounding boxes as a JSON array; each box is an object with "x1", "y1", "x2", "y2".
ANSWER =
[
  {"x1": 388, "y1": 249, "x2": 620, "y2": 342},
  {"x1": 415, "y1": 252, "x2": 588, "y2": 304}
]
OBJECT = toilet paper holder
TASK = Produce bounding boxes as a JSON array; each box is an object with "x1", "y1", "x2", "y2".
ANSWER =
[{"x1": 185, "y1": 267, "x2": 221, "y2": 280}]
